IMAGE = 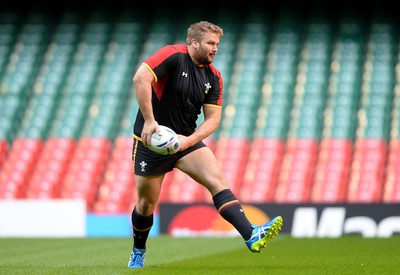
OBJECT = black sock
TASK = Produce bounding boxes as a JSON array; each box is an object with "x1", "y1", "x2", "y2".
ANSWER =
[
  {"x1": 213, "y1": 189, "x2": 253, "y2": 240},
  {"x1": 131, "y1": 207, "x2": 153, "y2": 249}
]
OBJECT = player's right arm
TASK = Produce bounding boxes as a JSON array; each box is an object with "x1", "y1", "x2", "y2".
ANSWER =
[{"x1": 133, "y1": 64, "x2": 159, "y2": 147}]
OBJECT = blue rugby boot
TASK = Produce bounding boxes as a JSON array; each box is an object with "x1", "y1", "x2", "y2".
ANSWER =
[
  {"x1": 128, "y1": 248, "x2": 146, "y2": 268},
  {"x1": 245, "y1": 216, "x2": 283, "y2": 253}
]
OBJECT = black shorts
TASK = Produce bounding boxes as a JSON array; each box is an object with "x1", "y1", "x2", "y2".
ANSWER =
[{"x1": 132, "y1": 136, "x2": 207, "y2": 176}]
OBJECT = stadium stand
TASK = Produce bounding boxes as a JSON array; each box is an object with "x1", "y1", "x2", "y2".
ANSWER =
[
  {"x1": 25, "y1": 138, "x2": 75, "y2": 199},
  {"x1": 0, "y1": 1, "x2": 399, "y2": 211}
]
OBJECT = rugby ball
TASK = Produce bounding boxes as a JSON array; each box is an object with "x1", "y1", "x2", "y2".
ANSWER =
[{"x1": 149, "y1": 125, "x2": 180, "y2": 155}]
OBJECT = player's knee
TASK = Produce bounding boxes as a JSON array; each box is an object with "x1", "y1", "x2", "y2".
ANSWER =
[{"x1": 136, "y1": 199, "x2": 157, "y2": 215}]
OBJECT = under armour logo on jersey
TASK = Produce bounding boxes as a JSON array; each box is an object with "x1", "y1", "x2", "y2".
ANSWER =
[
  {"x1": 182, "y1": 72, "x2": 188, "y2": 77},
  {"x1": 204, "y1": 83, "x2": 211, "y2": 94},
  {"x1": 140, "y1": 161, "x2": 147, "y2": 172}
]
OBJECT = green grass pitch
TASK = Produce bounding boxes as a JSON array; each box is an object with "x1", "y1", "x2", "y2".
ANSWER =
[{"x1": 1, "y1": 235, "x2": 399, "y2": 274}]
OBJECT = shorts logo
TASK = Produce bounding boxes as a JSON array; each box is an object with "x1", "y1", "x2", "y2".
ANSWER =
[{"x1": 140, "y1": 161, "x2": 147, "y2": 172}]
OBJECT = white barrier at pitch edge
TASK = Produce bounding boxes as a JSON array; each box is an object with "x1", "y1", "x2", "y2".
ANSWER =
[{"x1": 0, "y1": 199, "x2": 86, "y2": 237}]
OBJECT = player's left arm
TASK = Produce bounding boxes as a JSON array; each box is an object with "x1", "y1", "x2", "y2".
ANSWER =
[{"x1": 177, "y1": 105, "x2": 221, "y2": 151}]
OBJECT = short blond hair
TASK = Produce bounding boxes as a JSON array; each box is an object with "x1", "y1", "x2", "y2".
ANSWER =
[{"x1": 186, "y1": 21, "x2": 223, "y2": 44}]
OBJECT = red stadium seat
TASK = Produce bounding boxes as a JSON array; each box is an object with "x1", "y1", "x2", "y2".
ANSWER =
[
  {"x1": 0, "y1": 177, "x2": 25, "y2": 198},
  {"x1": 0, "y1": 139, "x2": 9, "y2": 168},
  {"x1": 383, "y1": 139, "x2": 400, "y2": 202},
  {"x1": 60, "y1": 137, "x2": 112, "y2": 210},
  {"x1": 26, "y1": 138, "x2": 76, "y2": 199},
  {"x1": 93, "y1": 200, "x2": 128, "y2": 214},
  {"x1": 240, "y1": 138, "x2": 284, "y2": 202},
  {"x1": 274, "y1": 138, "x2": 318, "y2": 203},
  {"x1": 166, "y1": 169, "x2": 205, "y2": 203},
  {"x1": 347, "y1": 138, "x2": 387, "y2": 203},
  {"x1": 383, "y1": 169, "x2": 400, "y2": 202},
  {"x1": 215, "y1": 137, "x2": 250, "y2": 194},
  {"x1": 92, "y1": 136, "x2": 136, "y2": 213},
  {"x1": 159, "y1": 169, "x2": 175, "y2": 202},
  {"x1": 0, "y1": 139, "x2": 43, "y2": 198},
  {"x1": 311, "y1": 139, "x2": 352, "y2": 203}
]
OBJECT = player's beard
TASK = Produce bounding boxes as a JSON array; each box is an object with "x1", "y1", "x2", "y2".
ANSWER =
[{"x1": 196, "y1": 48, "x2": 214, "y2": 65}]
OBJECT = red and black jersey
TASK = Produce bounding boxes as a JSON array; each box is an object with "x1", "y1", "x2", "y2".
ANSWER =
[{"x1": 133, "y1": 44, "x2": 223, "y2": 137}]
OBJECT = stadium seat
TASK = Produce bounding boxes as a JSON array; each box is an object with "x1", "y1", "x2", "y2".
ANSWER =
[
  {"x1": 166, "y1": 169, "x2": 206, "y2": 203},
  {"x1": 158, "y1": 138, "x2": 216, "y2": 203},
  {"x1": 158, "y1": 170, "x2": 175, "y2": 203},
  {"x1": 25, "y1": 138, "x2": 76, "y2": 199},
  {"x1": 60, "y1": 137, "x2": 111, "y2": 210},
  {"x1": 93, "y1": 179, "x2": 132, "y2": 213},
  {"x1": 240, "y1": 138, "x2": 284, "y2": 202},
  {"x1": 383, "y1": 139, "x2": 400, "y2": 202},
  {"x1": 0, "y1": 139, "x2": 43, "y2": 198},
  {"x1": 311, "y1": 139, "x2": 353, "y2": 202},
  {"x1": 0, "y1": 14, "x2": 50, "y2": 142},
  {"x1": 93, "y1": 136, "x2": 135, "y2": 213},
  {"x1": 383, "y1": 170, "x2": 400, "y2": 203},
  {"x1": 0, "y1": 95, "x2": 21, "y2": 142},
  {"x1": 0, "y1": 139, "x2": 9, "y2": 167},
  {"x1": 347, "y1": 139, "x2": 387, "y2": 202},
  {"x1": 214, "y1": 137, "x2": 250, "y2": 194},
  {"x1": 2, "y1": 5, "x2": 400, "y2": 207},
  {"x1": 274, "y1": 138, "x2": 318, "y2": 202}
]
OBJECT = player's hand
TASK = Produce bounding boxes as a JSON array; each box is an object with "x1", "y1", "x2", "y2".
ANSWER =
[
  {"x1": 141, "y1": 120, "x2": 160, "y2": 147},
  {"x1": 176, "y1": 135, "x2": 190, "y2": 152}
]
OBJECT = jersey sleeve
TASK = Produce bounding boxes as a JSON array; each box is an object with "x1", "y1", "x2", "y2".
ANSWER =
[
  {"x1": 204, "y1": 66, "x2": 223, "y2": 107},
  {"x1": 143, "y1": 45, "x2": 185, "y2": 82}
]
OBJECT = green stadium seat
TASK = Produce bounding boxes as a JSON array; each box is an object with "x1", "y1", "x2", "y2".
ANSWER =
[{"x1": 0, "y1": 95, "x2": 21, "y2": 141}]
